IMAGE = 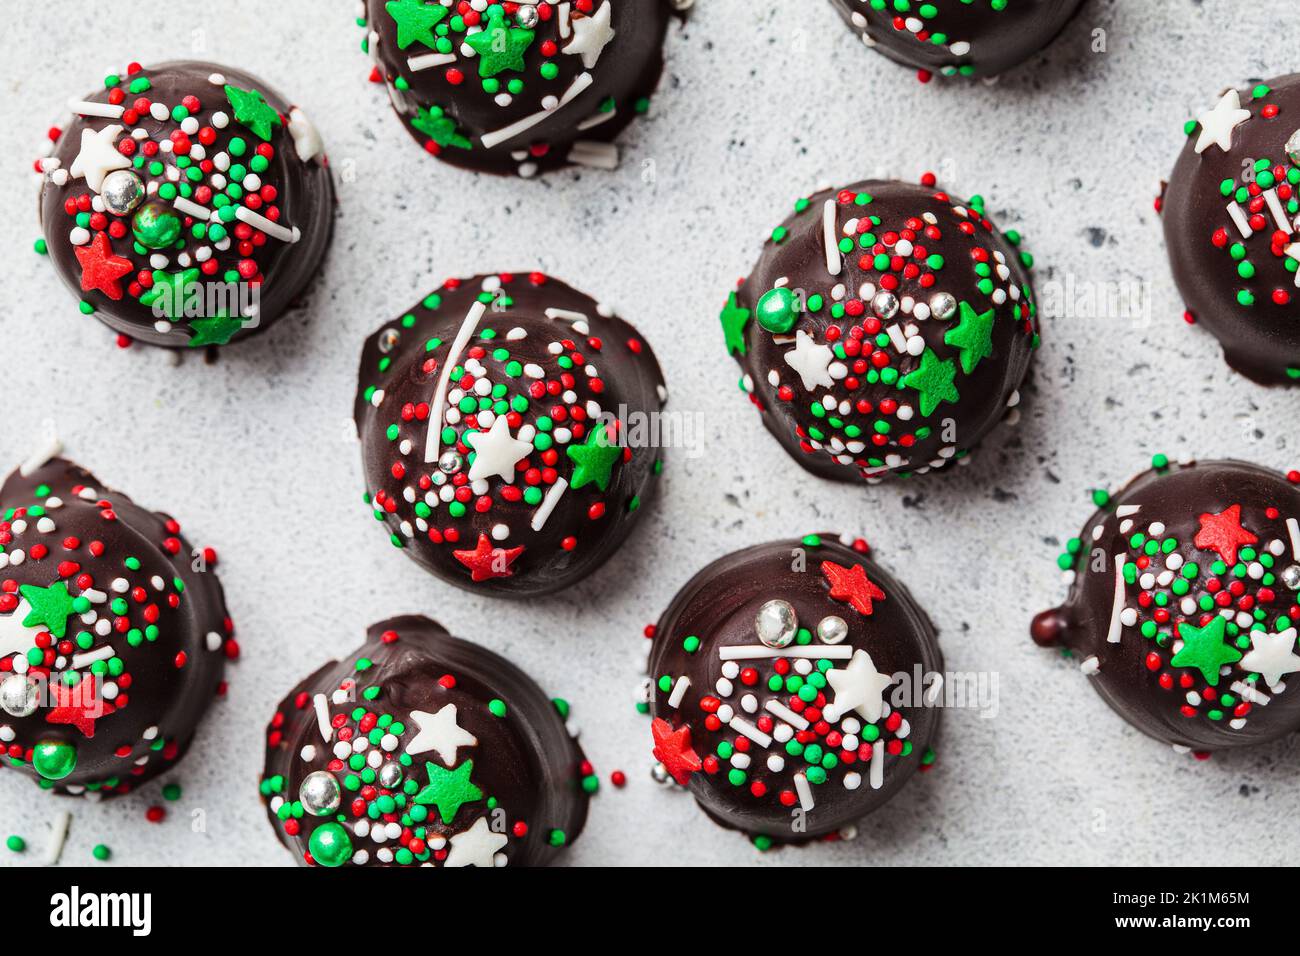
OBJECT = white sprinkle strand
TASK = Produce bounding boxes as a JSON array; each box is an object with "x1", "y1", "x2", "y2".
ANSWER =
[
  {"x1": 481, "y1": 71, "x2": 593, "y2": 149},
  {"x1": 794, "y1": 772, "x2": 815, "y2": 811},
  {"x1": 530, "y1": 477, "x2": 569, "y2": 531},
  {"x1": 313, "y1": 694, "x2": 332, "y2": 742},
  {"x1": 44, "y1": 811, "x2": 72, "y2": 865},
  {"x1": 823, "y1": 199, "x2": 841, "y2": 276},
  {"x1": 424, "y1": 300, "x2": 488, "y2": 463},
  {"x1": 728, "y1": 716, "x2": 772, "y2": 748},
  {"x1": 764, "y1": 698, "x2": 809, "y2": 730},
  {"x1": 666, "y1": 675, "x2": 690, "y2": 709},
  {"x1": 1106, "y1": 555, "x2": 1127, "y2": 644}
]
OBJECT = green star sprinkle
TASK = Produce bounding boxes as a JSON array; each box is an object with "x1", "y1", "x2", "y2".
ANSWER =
[
  {"x1": 385, "y1": 0, "x2": 448, "y2": 49},
  {"x1": 19, "y1": 582, "x2": 79, "y2": 639},
  {"x1": 411, "y1": 105, "x2": 472, "y2": 149},
  {"x1": 943, "y1": 301, "x2": 997, "y2": 374},
  {"x1": 464, "y1": 6, "x2": 534, "y2": 78},
  {"x1": 187, "y1": 312, "x2": 246, "y2": 348},
  {"x1": 567, "y1": 421, "x2": 622, "y2": 492},
  {"x1": 413, "y1": 759, "x2": 483, "y2": 824},
  {"x1": 224, "y1": 84, "x2": 282, "y2": 140},
  {"x1": 902, "y1": 348, "x2": 960, "y2": 417},
  {"x1": 720, "y1": 292, "x2": 751, "y2": 356},
  {"x1": 1171, "y1": 615, "x2": 1241, "y2": 687},
  {"x1": 140, "y1": 268, "x2": 200, "y2": 322}
]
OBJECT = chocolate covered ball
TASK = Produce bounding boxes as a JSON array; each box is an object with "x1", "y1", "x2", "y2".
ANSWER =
[
  {"x1": 355, "y1": 272, "x2": 667, "y2": 597},
  {"x1": 645, "y1": 535, "x2": 942, "y2": 844},
  {"x1": 721, "y1": 177, "x2": 1038, "y2": 482},
  {"x1": 829, "y1": 0, "x2": 1084, "y2": 78},
  {"x1": 360, "y1": 0, "x2": 671, "y2": 176},
  {"x1": 1162, "y1": 74, "x2": 1300, "y2": 384},
  {"x1": 1033, "y1": 458, "x2": 1300, "y2": 751},
  {"x1": 0, "y1": 454, "x2": 233, "y2": 796},
  {"x1": 259, "y1": 615, "x2": 590, "y2": 867},
  {"x1": 37, "y1": 60, "x2": 334, "y2": 348}
]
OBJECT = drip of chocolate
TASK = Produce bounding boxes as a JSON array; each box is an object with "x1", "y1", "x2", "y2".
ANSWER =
[
  {"x1": 1034, "y1": 459, "x2": 1300, "y2": 750},
  {"x1": 260, "y1": 615, "x2": 589, "y2": 867},
  {"x1": 0, "y1": 456, "x2": 231, "y2": 795},
  {"x1": 722, "y1": 178, "x2": 1038, "y2": 482},
  {"x1": 828, "y1": 0, "x2": 1084, "y2": 77},
  {"x1": 38, "y1": 60, "x2": 335, "y2": 348},
  {"x1": 355, "y1": 272, "x2": 667, "y2": 597},
  {"x1": 646, "y1": 535, "x2": 942, "y2": 843},
  {"x1": 361, "y1": 0, "x2": 671, "y2": 176},
  {"x1": 1162, "y1": 74, "x2": 1300, "y2": 384}
]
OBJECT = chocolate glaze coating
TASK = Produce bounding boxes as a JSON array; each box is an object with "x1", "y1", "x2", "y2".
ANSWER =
[
  {"x1": 829, "y1": 0, "x2": 1084, "y2": 77},
  {"x1": 38, "y1": 60, "x2": 334, "y2": 348},
  {"x1": 723, "y1": 178, "x2": 1037, "y2": 482},
  {"x1": 1162, "y1": 75, "x2": 1300, "y2": 384},
  {"x1": 0, "y1": 457, "x2": 231, "y2": 796},
  {"x1": 355, "y1": 272, "x2": 667, "y2": 597},
  {"x1": 260, "y1": 615, "x2": 589, "y2": 867},
  {"x1": 1033, "y1": 460, "x2": 1300, "y2": 751},
  {"x1": 362, "y1": 0, "x2": 670, "y2": 176},
  {"x1": 646, "y1": 536, "x2": 942, "y2": 842}
]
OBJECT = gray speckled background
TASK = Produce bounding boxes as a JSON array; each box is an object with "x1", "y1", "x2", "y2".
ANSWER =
[{"x1": 2, "y1": 0, "x2": 1297, "y2": 867}]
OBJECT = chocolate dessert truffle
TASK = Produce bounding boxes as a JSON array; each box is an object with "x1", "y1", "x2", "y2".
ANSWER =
[
  {"x1": 1033, "y1": 458, "x2": 1300, "y2": 752},
  {"x1": 1161, "y1": 75, "x2": 1300, "y2": 384},
  {"x1": 645, "y1": 535, "x2": 942, "y2": 845},
  {"x1": 37, "y1": 60, "x2": 334, "y2": 348},
  {"x1": 721, "y1": 176, "x2": 1038, "y2": 482},
  {"x1": 260, "y1": 615, "x2": 590, "y2": 867},
  {"x1": 0, "y1": 454, "x2": 233, "y2": 795},
  {"x1": 829, "y1": 0, "x2": 1084, "y2": 78},
  {"x1": 359, "y1": 0, "x2": 671, "y2": 176},
  {"x1": 355, "y1": 272, "x2": 667, "y2": 597}
]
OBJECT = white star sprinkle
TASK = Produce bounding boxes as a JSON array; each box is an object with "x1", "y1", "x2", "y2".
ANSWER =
[
  {"x1": 824, "y1": 649, "x2": 893, "y2": 724},
  {"x1": 783, "y1": 330, "x2": 835, "y2": 391},
  {"x1": 564, "y1": 1, "x2": 616, "y2": 69},
  {"x1": 405, "y1": 704, "x2": 478, "y2": 765},
  {"x1": 69, "y1": 124, "x2": 131, "y2": 191},
  {"x1": 1194, "y1": 89, "x2": 1251, "y2": 154},
  {"x1": 444, "y1": 816, "x2": 508, "y2": 868},
  {"x1": 465, "y1": 415, "x2": 532, "y2": 484},
  {"x1": 1240, "y1": 626, "x2": 1300, "y2": 689}
]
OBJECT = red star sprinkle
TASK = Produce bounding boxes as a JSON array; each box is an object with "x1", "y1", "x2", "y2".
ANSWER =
[
  {"x1": 1193, "y1": 504, "x2": 1258, "y2": 566},
  {"x1": 73, "y1": 232, "x2": 134, "y2": 301},
  {"x1": 651, "y1": 717, "x2": 701, "y2": 785},
  {"x1": 821, "y1": 560, "x2": 886, "y2": 616},
  {"x1": 451, "y1": 533, "x2": 525, "y2": 582},
  {"x1": 45, "y1": 676, "x2": 115, "y2": 738}
]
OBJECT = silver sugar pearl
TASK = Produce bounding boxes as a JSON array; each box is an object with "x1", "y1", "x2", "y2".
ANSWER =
[
  {"x1": 438, "y1": 451, "x2": 464, "y2": 475},
  {"x1": 100, "y1": 169, "x2": 145, "y2": 216},
  {"x1": 817, "y1": 615, "x2": 849, "y2": 645},
  {"x1": 755, "y1": 599, "x2": 798, "y2": 648},
  {"x1": 378, "y1": 761, "x2": 404, "y2": 789},
  {"x1": 378, "y1": 328, "x2": 401, "y2": 353},
  {"x1": 1287, "y1": 128, "x2": 1300, "y2": 165},
  {"x1": 872, "y1": 290, "x2": 899, "y2": 320},
  {"x1": 0, "y1": 674, "x2": 38, "y2": 717},
  {"x1": 299, "y1": 770, "x2": 341, "y2": 816},
  {"x1": 929, "y1": 292, "x2": 958, "y2": 320},
  {"x1": 651, "y1": 762, "x2": 671, "y2": 785},
  {"x1": 516, "y1": 4, "x2": 540, "y2": 27},
  {"x1": 1282, "y1": 564, "x2": 1300, "y2": 591}
]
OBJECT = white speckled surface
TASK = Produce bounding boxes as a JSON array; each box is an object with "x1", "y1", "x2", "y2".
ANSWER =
[{"x1": 2, "y1": 0, "x2": 1298, "y2": 867}]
